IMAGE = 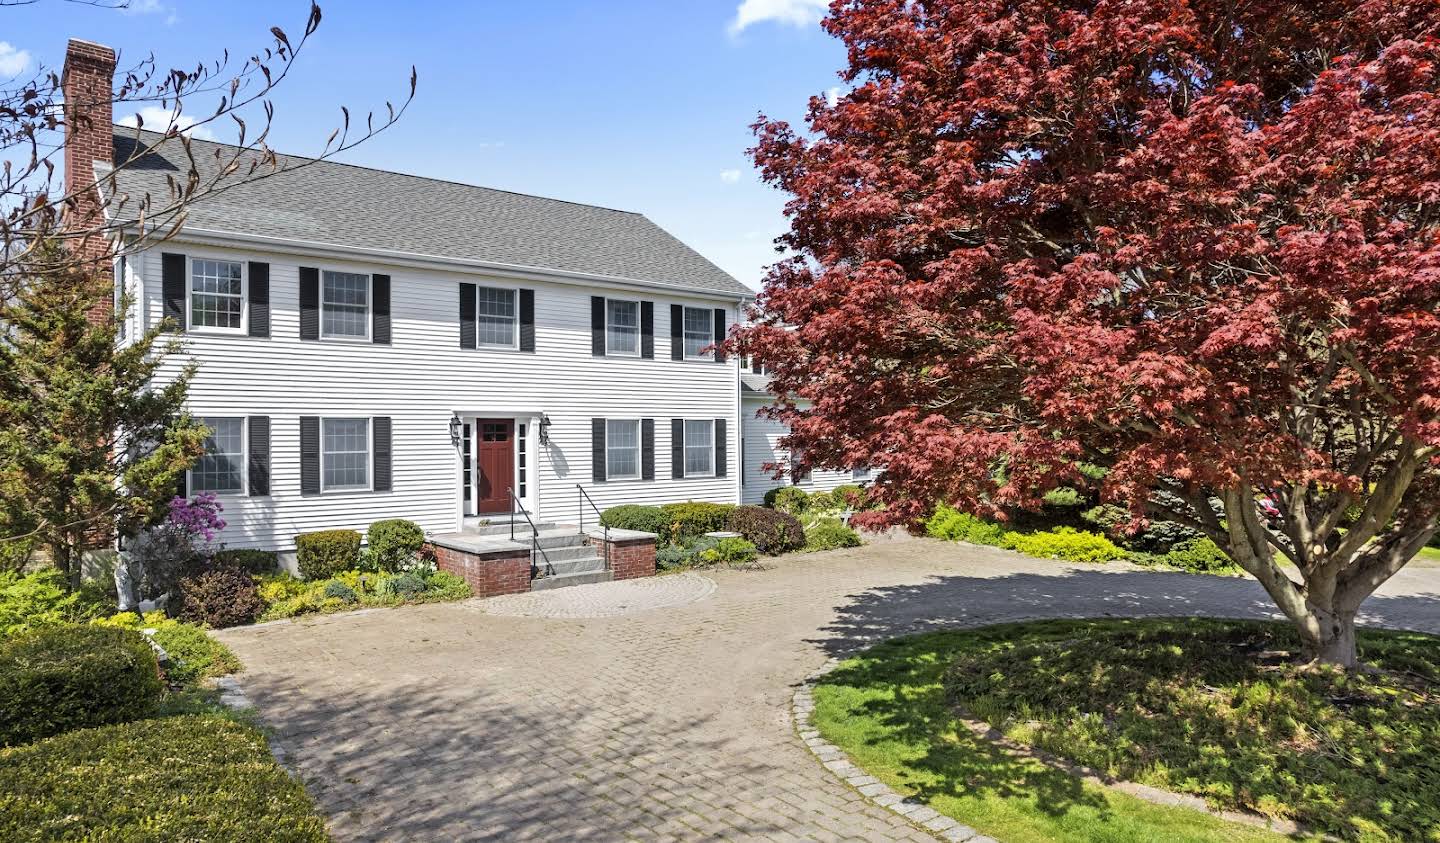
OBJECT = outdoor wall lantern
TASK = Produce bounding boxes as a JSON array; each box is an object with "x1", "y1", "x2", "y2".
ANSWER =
[
  {"x1": 539, "y1": 413, "x2": 553, "y2": 446},
  {"x1": 448, "y1": 415, "x2": 461, "y2": 447}
]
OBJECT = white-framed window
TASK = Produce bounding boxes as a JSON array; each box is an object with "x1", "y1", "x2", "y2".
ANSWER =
[
  {"x1": 606, "y1": 419, "x2": 640, "y2": 480},
  {"x1": 322, "y1": 417, "x2": 370, "y2": 491},
  {"x1": 191, "y1": 416, "x2": 245, "y2": 494},
  {"x1": 189, "y1": 258, "x2": 245, "y2": 332},
  {"x1": 476, "y1": 286, "x2": 517, "y2": 348},
  {"x1": 321, "y1": 270, "x2": 370, "y2": 340},
  {"x1": 682, "y1": 306, "x2": 713, "y2": 359},
  {"x1": 684, "y1": 419, "x2": 714, "y2": 477},
  {"x1": 852, "y1": 467, "x2": 873, "y2": 481},
  {"x1": 606, "y1": 299, "x2": 640, "y2": 356}
]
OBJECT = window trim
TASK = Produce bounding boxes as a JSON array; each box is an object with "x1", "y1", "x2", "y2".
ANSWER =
[
  {"x1": 682, "y1": 418, "x2": 716, "y2": 479},
  {"x1": 188, "y1": 416, "x2": 247, "y2": 496},
  {"x1": 605, "y1": 418, "x2": 642, "y2": 481},
  {"x1": 320, "y1": 416, "x2": 373, "y2": 493},
  {"x1": 185, "y1": 256, "x2": 247, "y2": 335},
  {"x1": 681, "y1": 305, "x2": 714, "y2": 360},
  {"x1": 604, "y1": 298, "x2": 641, "y2": 358},
  {"x1": 319, "y1": 268, "x2": 373, "y2": 343},
  {"x1": 473, "y1": 284, "x2": 520, "y2": 350}
]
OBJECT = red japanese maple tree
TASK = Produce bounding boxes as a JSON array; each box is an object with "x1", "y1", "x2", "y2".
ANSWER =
[{"x1": 735, "y1": 0, "x2": 1440, "y2": 667}]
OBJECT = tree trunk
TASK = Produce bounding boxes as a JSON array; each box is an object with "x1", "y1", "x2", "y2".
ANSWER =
[{"x1": 1303, "y1": 607, "x2": 1358, "y2": 670}]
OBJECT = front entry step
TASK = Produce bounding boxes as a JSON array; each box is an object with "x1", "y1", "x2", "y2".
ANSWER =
[{"x1": 530, "y1": 568, "x2": 614, "y2": 591}]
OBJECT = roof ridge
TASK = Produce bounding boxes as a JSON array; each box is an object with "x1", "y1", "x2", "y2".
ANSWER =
[{"x1": 111, "y1": 125, "x2": 647, "y2": 217}]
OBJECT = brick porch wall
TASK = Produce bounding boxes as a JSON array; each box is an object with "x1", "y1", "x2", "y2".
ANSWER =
[
  {"x1": 595, "y1": 536, "x2": 657, "y2": 581},
  {"x1": 429, "y1": 543, "x2": 531, "y2": 598}
]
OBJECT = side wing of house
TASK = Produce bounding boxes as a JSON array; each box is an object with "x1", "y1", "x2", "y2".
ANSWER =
[
  {"x1": 128, "y1": 242, "x2": 745, "y2": 552},
  {"x1": 740, "y1": 393, "x2": 860, "y2": 505}
]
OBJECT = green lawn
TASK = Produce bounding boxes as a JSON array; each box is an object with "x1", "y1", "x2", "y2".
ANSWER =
[
  {"x1": 1417, "y1": 545, "x2": 1440, "y2": 565},
  {"x1": 813, "y1": 619, "x2": 1440, "y2": 843}
]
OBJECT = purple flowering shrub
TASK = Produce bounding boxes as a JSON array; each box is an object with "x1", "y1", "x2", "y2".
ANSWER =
[{"x1": 130, "y1": 494, "x2": 228, "y2": 602}]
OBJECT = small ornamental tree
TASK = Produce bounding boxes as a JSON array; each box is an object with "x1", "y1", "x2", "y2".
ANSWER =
[
  {"x1": 0, "y1": 242, "x2": 207, "y2": 590},
  {"x1": 734, "y1": 0, "x2": 1440, "y2": 668}
]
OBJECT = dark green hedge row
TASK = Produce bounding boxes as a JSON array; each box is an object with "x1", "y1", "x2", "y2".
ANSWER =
[{"x1": 0, "y1": 714, "x2": 328, "y2": 842}]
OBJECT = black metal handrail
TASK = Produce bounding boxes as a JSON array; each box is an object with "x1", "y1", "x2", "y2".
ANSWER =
[
  {"x1": 509, "y1": 487, "x2": 554, "y2": 579},
  {"x1": 576, "y1": 485, "x2": 610, "y2": 571}
]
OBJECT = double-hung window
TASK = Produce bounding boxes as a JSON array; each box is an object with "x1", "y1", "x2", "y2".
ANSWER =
[
  {"x1": 190, "y1": 259, "x2": 244, "y2": 331},
  {"x1": 322, "y1": 271, "x2": 370, "y2": 339},
  {"x1": 322, "y1": 417, "x2": 370, "y2": 491},
  {"x1": 682, "y1": 306, "x2": 713, "y2": 359},
  {"x1": 605, "y1": 419, "x2": 640, "y2": 480},
  {"x1": 606, "y1": 299, "x2": 640, "y2": 356},
  {"x1": 191, "y1": 417, "x2": 245, "y2": 494},
  {"x1": 476, "y1": 286, "x2": 517, "y2": 347},
  {"x1": 684, "y1": 419, "x2": 714, "y2": 477}
]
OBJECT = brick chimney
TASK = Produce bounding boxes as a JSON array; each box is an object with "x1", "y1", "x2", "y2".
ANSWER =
[{"x1": 61, "y1": 38, "x2": 117, "y2": 319}]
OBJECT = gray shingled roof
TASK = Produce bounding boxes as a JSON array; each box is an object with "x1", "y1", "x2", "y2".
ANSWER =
[
  {"x1": 741, "y1": 373, "x2": 773, "y2": 396},
  {"x1": 107, "y1": 129, "x2": 750, "y2": 296}
]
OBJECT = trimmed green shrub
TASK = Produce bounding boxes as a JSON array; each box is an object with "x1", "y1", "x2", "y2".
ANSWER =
[
  {"x1": 177, "y1": 566, "x2": 265, "y2": 629},
  {"x1": 294, "y1": 529, "x2": 360, "y2": 580},
  {"x1": 255, "y1": 573, "x2": 306, "y2": 605},
  {"x1": 1161, "y1": 538, "x2": 1240, "y2": 574},
  {"x1": 804, "y1": 521, "x2": 862, "y2": 552},
  {"x1": 766, "y1": 486, "x2": 809, "y2": 515},
  {"x1": 806, "y1": 490, "x2": 841, "y2": 514},
  {"x1": 660, "y1": 502, "x2": 736, "y2": 544},
  {"x1": 657, "y1": 537, "x2": 719, "y2": 570},
  {"x1": 92, "y1": 611, "x2": 240, "y2": 686},
  {"x1": 656, "y1": 543, "x2": 690, "y2": 570},
  {"x1": 727, "y1": 505, "x2": 805, "y2": 554},
  {"x1": 209, "y1": 548, "x2": 279, "y2": 575},
  {"x1": 598, "y1": 504, "x2": 669, "y2": 536},
  {"x1": 365, "y1": 519, "x2": 426, "y2": 573},
  {"x1": 924, "y1": 505, "x2": 1010, "y2": 546},
  {"x1": 322, "y1": 581, "x2": 358, "y2": 603},
  {"x1": 423, "y1": 571, "x2": 471, "y2": 600},
  {"x1": 1001, "y1": 526, "x2": 1125, "y2": 563},
  {"x1": 699, "y1": 537, "x2": 759, "y2": 566},
  {"x1": 833, "y1": 483, "x2": 867, "y2": 509},
  {"x1": 0, "y1": 714, "x2": 328, "y2": 841},
  {"x1": 390, "y1": 573, "x2": 426, "y2": 598},
  {"x1": 0, "y1": 626, "x2": 162, "y2": 746}
]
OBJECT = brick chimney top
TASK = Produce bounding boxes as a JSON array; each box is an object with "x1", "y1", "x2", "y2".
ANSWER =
[{"x1": 62, "y1": 38, "x2": 118, "y2": 321}]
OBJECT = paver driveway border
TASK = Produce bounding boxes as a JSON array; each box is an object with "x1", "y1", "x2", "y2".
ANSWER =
[{"x1": 213, "y1": 537, "x2": 1440, "y2": 842}]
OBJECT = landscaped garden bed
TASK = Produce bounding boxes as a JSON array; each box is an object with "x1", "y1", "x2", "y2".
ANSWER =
[{"x1": 811, "y1": 618, "x2": 1440, "y2": 842}]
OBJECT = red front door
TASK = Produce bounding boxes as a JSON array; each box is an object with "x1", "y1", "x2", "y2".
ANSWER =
[{"x1": 473, "y1": 418, "x2": 515, "y2": 514}]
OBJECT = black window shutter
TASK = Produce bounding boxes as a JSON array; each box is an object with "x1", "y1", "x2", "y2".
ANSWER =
[
  {"x1": 373, "y1": 417, "x2": 393, "y2": 492},
  {"x1": 712, "y1": 308, "x2": 728, "y2": 362},
  {"x1": 300, "y1": 416, "x2": 320, "y2": 495},
  {"x1": 641, "y1": 301, "x2": 654, "y2": 359},
  {"x1": 715, "y1": 418, "x2": 727, "y2": 477},
  {"x1": 519, "y1": 289, "x2": 535, "y2": 351},
  {"x1": 671, "y1": 418, "x2": 684, "y2": 479},
  {"x1": 161, "y1": 253, "x2": 186, "y2": 330},
  {"x1": 247, "y1": 415, "x2": 270, "y2": 496},
  {"x1": 459, "y1": 283, "x2": 476, "y2": 349},
  {"x1": 592, "y1": 418, "x2": 606, "y2": 482},
  {"x1": 247, "y1": 262, "x2": 270, "y2": 338},
  {"x1": 372, "y1": 274, "x2": 391, "y2": 344},
  {"x1": 299, "y1": 267, "x2": 320, "y2": 341},
  {"x1": 591, "y1": 296, "x2": 606, "y2": 356},
  {"x1": 670, "y1": 304, "x2": 683, "y2": 360},
  {"x1": 175, "y1": 466, "x2": 188, "y2": 500},
  {"x1": 642, "y1": 418, "x2": 654, "y2": 481}
]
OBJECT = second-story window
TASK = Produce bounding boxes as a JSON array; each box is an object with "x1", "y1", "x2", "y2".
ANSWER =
[
  {"x1": 682, "y1": 306, "x2": 713, "y2": 359},
  {"x1": 322, "y1": 271, "x2": 370, "y2": 339},
  {"x1": 606, "y1": 299, "x2": 640, "y2": 356},
  {"x1": 190, "y1": 259, "x2": 244, "y2": 331},
  {"x1": 477, "y1": 286, "x2": 517, "y2": 347}
]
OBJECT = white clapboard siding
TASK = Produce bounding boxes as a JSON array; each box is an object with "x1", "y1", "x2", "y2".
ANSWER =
[
  {"x1": 739, "y1": 395, "x2": 856, "y2": 505},
  {"x1": 134, "y1": 242, "x2": 745, "y2": 551}
]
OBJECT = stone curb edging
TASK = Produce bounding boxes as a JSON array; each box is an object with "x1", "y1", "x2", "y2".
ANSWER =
[
  {"x1": 214, "y1": 676, "x2": 301, "y2": 778},
  {"x1": 791, "y1": 658, "x2": 1000, "y2": 843}
]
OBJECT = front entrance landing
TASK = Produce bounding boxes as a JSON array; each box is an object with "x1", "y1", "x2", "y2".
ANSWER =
[{"x1": 426, "y1": 522, "x2": 658, "y2": 598}]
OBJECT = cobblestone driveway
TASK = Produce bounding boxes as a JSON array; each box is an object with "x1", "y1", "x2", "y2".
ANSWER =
[{"x1": 216, "y1": 538, "x2": 1440, "y2": 842}]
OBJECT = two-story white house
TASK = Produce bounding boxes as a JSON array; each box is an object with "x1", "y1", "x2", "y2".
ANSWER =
[{"x1": 65, "y1": 40, "x2": 761, "y2": 557}]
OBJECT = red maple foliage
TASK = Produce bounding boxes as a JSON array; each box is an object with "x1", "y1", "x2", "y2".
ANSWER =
[{"x1": 734, "y1": 0, "x2": 1440, "y2": 666}]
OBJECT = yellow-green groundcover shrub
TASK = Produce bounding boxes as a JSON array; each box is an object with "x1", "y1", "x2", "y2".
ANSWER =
[{"x1": 257, "y1": 569, "x2": 470, "y2": 621}]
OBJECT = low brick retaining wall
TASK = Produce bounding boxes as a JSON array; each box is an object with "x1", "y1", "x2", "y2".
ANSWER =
[
  {"x1": 587, "y1": 529, "x2": 658, "y2": 580},
  {"x1": 428, "y1": 540, "x2": 531, "y2": 598}
]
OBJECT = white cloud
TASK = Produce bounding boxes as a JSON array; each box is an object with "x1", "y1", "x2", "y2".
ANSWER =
[
  {"x1": 728, "y1": 0, "x2": 828, "y2": 35},
  {"x1": 0, "y1": 42, "x2": 32, "y2": 78},
  {"x1": 825, "y1": 86, "x2": 842, "y2": 108},
  {"x1": 120, "y1": 0, "x2": 178, "y2": 25},
  {"x1": 118, "y1": 106, "x2": 217, "y2": 141},
  {"x1": 720, "y1": 169, "x2": 741, "y2": 184}
]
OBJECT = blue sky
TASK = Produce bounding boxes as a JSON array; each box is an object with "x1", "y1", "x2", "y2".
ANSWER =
[{"x1": 3, "y1": 0, "x2": 847, "y2": 288}]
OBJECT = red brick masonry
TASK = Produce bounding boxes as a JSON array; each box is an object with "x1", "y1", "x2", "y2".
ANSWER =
[
  {"x1": 594, "y1": 535, "x2": 657, "y2": 581},
  {"x1": 429, "y1": 543, "x2": 531, "y2": 598}
]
